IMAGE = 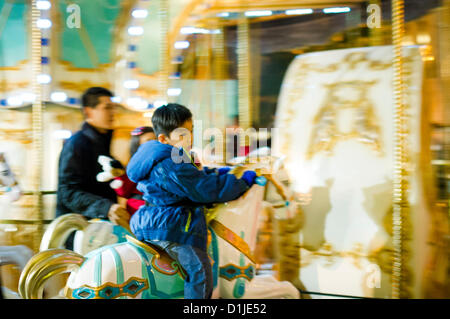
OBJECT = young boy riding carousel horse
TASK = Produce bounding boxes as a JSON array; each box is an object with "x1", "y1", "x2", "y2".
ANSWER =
[{"x1": 126, "y1": 103, "x2": 257, "y2": 299}]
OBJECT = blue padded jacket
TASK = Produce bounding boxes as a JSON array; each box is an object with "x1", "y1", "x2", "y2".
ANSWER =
[{"x1": 126, "y1": 140, "x2": 249, "y2": 251}]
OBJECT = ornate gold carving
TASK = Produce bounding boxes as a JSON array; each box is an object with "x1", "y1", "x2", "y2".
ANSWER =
[
  {"x1": 306, "y1": 80, "x2": 383, "y2": 160},
  {"x1": 0, "y1": 59, "x2": 29, "y2": 71},
  {"x1": 300, "y1": 242, "x2": 367, "y2": 269},
  {"x1": 209, "y1": 219, "x2": 257, "y2": 264},
  {"x1": 0, "y1": 129, "x2": 33, "y2": 144},
  {"x1": 59, "y1": 80, "x2": 111, "y2": 93},
  {"x1": 125, "y1": 235, "x2": 186, "y2": 279},
  {"x1": 0, "y1": 80, "x2": 30, "y2": 93}
]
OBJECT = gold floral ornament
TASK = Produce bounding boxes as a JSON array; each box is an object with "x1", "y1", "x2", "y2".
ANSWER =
[{"x1": 306, "y1": 80, "x2": 383, "y2": 160}]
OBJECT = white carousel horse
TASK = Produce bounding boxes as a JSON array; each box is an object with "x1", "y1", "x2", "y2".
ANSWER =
[
  {"x1": 39, "y1": 214, "x2": 134, "y2": 256},
  {"x1": 0, "y1": 152, "x2": 22, "y2": 202},
  {"x1": 0, "y1": 153, "x2": 25, "y2": 298},
  {"x1": 0, "y1": 245, "x2": 33, "y2": 298},
  {"x1": 18, "y1": 169, "x2": 299, "y2": 299}
]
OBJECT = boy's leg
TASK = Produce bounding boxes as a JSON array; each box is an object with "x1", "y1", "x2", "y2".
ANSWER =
[{"x1": 151, "y1": 241, "x2": 212, "y2": 299}]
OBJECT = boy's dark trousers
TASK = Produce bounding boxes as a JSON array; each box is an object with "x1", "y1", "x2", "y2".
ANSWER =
[{"x1": 150, "y1": 240, "x2": 213, "y2": 299}]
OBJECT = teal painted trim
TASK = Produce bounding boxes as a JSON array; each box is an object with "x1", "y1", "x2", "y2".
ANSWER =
[
  {"x1": 233, "y1": 232, "x2": 246, "y2": 298},
  {"x1": 109, "y1": 247, "x2": 125, "y2": 299},
  {"x1": 208, "y1": 227, "x2": 219, "y2": 288},
  {"x1": 128, "y1": 242, "x2": 184, "y2": 299},
  {"x1": 72, "y1": 287, "x2": 95, "y2": 299},
  {"x1": 127, "y1": 244, "x2": 152, "y2": 299},
  {"x1": 233, "y1": 279, "x2": 246, "y2": 298},
  {"x1": 219, "y1": 264, "x2": 255, "y2": 281},
  {"x1": 112, "y1": 225, "x2": 133, "y2": 243},
  {"x1": 94, "y1": 252, "x2": 102, "y2": 287}
]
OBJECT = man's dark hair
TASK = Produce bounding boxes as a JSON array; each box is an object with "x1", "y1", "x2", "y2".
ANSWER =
[
  {"x1": 81, "y1": 87, "x2": 114, "y2": 108},
  {"x1": 151, "y1": 103, "x2": 192, "y2": 137}
]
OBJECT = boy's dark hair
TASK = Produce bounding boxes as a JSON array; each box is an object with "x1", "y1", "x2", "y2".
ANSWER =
[
  {"x1": 130, "y1": 126, "x2": 154, "y2": 157},
  {"x1": 151, "y1": 103, "x2": 192, "y2": 137},
  {"x1": 81, "y1": 87, "x2": 114, "y2": 108}
]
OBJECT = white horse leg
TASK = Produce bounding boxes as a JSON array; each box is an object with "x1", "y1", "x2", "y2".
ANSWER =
[
  {"x1": 0, "y1": 245, "x2": 34, "y2": 299},
  {"x1": 0, "y1": 245, "x2": 34, "y2": 269},
  {"x1": 242, "y1": 275, "x2": 300, "y2": 299},
  {"x1": 1, "y1": 286, "x2": 21, "y2": 299}
]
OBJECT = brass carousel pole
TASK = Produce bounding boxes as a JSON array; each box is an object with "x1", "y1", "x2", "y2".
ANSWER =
[
  {"x1": 391, "y1": 0, "x2": 408, "y2": 299},
  {"x1": 237, "y1": 11, "x2": 252, "y2": 159},
  {"x1": 212, "y1": 19, "x2": 226, "y2": 165},
  {"x1": 30, "y1": 0, "x2": 44, "y2": 252},
  {"x1": 369, "y1": 0, "x2": 384, "y2": 46},
  {"x1": 158, "y1": 0, "x2": 169, "y2": 102}
]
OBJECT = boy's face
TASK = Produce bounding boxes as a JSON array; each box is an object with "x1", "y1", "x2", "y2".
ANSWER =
[{"x1": 159, "y1": 118, "x2": 193, "y2": 151}]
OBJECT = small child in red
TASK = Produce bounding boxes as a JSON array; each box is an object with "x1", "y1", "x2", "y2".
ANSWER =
[{"x1": 113, "y1": 126, "x2": 156, "y2": 215}]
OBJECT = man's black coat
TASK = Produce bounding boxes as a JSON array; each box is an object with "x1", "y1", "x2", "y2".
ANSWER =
[{"x1": 56, "y1": 122, "x2": 118, "y2": 219}]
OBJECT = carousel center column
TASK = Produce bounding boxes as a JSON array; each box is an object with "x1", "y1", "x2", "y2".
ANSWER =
[
  {"x1": 30, "y1": 0, "x2": 45, "y2": 251},
  {"x1": 237, "y1": 7, "x2": 252, "y2": 158},
  {"x1": 391, "y1": 0, "x2": 409, "y2": 299}
]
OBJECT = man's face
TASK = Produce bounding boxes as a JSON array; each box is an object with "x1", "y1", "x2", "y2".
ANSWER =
[
  {"x1": 167, "y1": 119, "x2": 193, "y2": 151},
  {"x1": 139, "y1": 132, "x2": 156, "y2": 145},
  {"x1": 84, "y1": 96, "x2": 116, "y2": 130}
]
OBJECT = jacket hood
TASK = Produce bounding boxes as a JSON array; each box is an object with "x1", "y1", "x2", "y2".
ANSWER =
[{"x1": 127, "y1": 140, "x2": 175, "y2": 183}]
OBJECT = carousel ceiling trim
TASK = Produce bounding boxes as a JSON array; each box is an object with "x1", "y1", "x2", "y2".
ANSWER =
[
  {"x1": 0, "y1": 59, "x2": 30, "y2": 71},
  {"x1": 57, "y1": 60, "x2": 112, "y2": 73},
  {"x1": 202, "y1": 0, "x2": 365, "y2": 13}
]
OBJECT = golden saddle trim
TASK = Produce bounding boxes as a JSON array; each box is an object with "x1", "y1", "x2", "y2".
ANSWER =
[{"x1": 126, "y1": 235, "x2": 186, "y2": 279}]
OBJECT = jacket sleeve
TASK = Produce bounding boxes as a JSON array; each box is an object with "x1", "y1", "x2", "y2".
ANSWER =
[
  {"x1": 165, "y1": 161, "x2": 249, "y2": 204},
  {"x1": 57, "y1": 142, "x2": 114, "y2": 219}
]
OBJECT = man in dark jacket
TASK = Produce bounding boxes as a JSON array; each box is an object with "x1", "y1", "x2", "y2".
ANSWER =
[{"x1": 56, "y1": 87, "x2": 130, "y2": 237}]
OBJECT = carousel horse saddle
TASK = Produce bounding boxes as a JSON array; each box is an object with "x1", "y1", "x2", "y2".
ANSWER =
[{"x1": 125, "y1": 236, "x2": 187, "y2": 277}]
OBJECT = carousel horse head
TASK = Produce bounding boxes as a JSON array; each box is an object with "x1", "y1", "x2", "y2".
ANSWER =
[
  {"x1": 19, "y1": 160, "x2": 299, "y2": 299},
  {"x1": 0, "y1": 152, "x2": 22, "y2": 202},
  {"x1": 39, "y1": 213, "x2": 134, "y2": 255}
]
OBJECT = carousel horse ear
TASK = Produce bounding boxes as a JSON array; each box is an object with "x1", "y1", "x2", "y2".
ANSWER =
[
  {"x1": 6, "y1": 185, "x2": 22, "y2": 202},
  {"x1": 272, "y1": 156, "x2": 286, "y2": 174}
]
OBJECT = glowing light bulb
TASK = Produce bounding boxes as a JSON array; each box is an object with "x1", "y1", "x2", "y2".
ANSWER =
[
  {"x1": 132, "y1": 9, "x2": 148, "y2": 19},
  {"x1": 285, "y1": 9, "x2": 313, "y2": 15},
  {"x1": 37, "y1": 19, "x2": 52, "y2": 29},
  {"x1": 123, "y1": 80, "x2": 140, "y2": 89},
  {"x1": 128, "y1": 26, "x2": 144, "y2": 36},
  {"x1": 36, "y1": 0, "x2": 51, "y2": 10},
  {"x1": 245, "y1": 10, "x2": 272, "y2": 17},
  {"x1": 51, "y1": 92, "x2": 67, "y2": 103},
  {"x1": 174, "y1": 41, "x2": 190, "y2": 49}
]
